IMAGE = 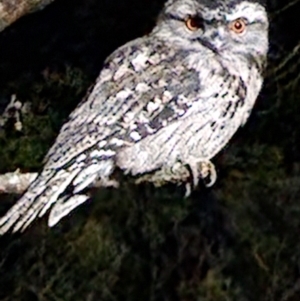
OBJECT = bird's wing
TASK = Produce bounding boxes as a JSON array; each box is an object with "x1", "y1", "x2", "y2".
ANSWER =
[{"x1": 43, "y1": 37, "x2": 204, "y2": 170}]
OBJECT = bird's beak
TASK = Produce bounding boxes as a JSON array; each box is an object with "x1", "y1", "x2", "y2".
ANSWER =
[{"x1": 198, "y1": 37, "x2": 219, "y2": 54}]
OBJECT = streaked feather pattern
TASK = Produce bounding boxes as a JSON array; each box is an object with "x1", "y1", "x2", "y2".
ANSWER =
[{"x1": 0, "y1": 0, "x2": 269, "y2": 234}]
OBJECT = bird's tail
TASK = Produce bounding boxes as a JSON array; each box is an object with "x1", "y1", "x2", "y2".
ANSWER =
[{"x1": 0, "y1": 160, "x2": 114, "y2": 234}]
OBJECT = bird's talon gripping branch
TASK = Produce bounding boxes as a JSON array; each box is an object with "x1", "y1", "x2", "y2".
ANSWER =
[
  {"x1": 199, "y1": 161, "x2": 217, "y2": 188},
  {"x1": 187, "y1": 160, "x2": 216, "y2": 191}
]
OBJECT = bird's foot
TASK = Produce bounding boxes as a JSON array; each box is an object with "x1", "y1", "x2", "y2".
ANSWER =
[
  {"x1": 135, "y1": 161, "x2": 190, "y2": 187},
  {"x1": 135, "y1": 160, "x2": 217, "y2": 197},
  {"x1": 181, "y1": 160, "x2": 216, "y2": 197},
  {"x1": 189, "y1": 160, "x2": 217, "y2": 188}
]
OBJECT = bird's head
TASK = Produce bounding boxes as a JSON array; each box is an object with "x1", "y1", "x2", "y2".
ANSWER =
[{"x1": 154, "y1": 0, "x2": 269, "y2": 70}]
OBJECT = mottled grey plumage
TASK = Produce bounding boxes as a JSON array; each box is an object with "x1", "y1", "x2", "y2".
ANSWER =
[{"x1": 0, "y1": 0, "x2": 269, "y2": 234}]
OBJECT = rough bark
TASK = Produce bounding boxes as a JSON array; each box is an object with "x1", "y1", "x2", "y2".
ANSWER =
[{"x1": 0, "y1": 0, "x2": 56, "y2": 32}]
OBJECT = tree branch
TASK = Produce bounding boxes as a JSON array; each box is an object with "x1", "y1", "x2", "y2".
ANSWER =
[
  {"x1": 0, "y1": 170, "x2": 37, "y2": 194},
  {"x1": 0, "y1": 167, "x2": 193, "y2": 195},
  {"x1": 0, "y1": 0, "x2": 56, "y2": 32}
]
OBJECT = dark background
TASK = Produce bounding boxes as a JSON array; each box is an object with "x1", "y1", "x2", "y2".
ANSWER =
[{"x1": 0, "y1": 0, "x2": 300, "y2": 300}]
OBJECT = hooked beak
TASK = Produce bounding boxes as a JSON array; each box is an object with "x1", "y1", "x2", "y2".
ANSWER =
[{"x1": 197, "y1": 37, "x2": 219, "y2": 54}]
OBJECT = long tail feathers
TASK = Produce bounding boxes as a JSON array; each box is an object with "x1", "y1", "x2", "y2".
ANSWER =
[
  {"x1": 0, "y1": 158, "x2": 115, "y2": 235},
  {"x1": 48, "y1": 194, "x2": 90, "y2": 227},
  {"x1": 48, "y1": 162, "x2": 111, "y2": 227},
  {"x1": 0, "y1": 168, "x2": 81, "y2": 234}
]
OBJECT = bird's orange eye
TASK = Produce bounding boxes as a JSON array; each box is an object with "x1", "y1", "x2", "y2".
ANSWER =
[
  {"x1": 229, "y1": 18, "x2": 246, "y2": 34},
  {"x1": 185, "y1": 16, "x2": 204, "y2": 31}
]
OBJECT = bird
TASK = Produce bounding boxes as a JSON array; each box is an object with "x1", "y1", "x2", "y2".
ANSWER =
[{"x1": 0, "y1": 0, "x2": 269, "y2": 234}]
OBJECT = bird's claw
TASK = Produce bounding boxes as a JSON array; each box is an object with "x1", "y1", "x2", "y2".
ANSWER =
[{"x1": 136, "y1": 160, "x2": 217, "y2": 197}]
